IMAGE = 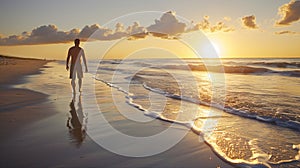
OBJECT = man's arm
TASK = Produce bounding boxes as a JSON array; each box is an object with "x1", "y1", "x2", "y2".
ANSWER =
[
  {"x1": 82, "y1": 49, "x2": 88, "y2": 72},
  {"x1": 66, "y1": 48, "x2": 71, "y2": 71}
]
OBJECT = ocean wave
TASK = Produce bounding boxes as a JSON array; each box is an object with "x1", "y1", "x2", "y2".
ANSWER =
[
  {"x1": 97, "y1": 59, "x2": 300, "y2": 77},
  {"x1": 250, "y1": 62, "x2": 300, "y2": 68},
  {"x1": 273, "y1": 70, "x2": 300, "y2": 77},
  {"x1": 158, "y1": 64, "x2": 271, "y2": 73},
  {"x1": 94, "y1": 59, "x2": 300, "y2": 167},
  {"x1": 156, "y1": 64, "x2": 300, "y2": 77},
  {"x1": 142, "y1": 82, "x2": 300, "y2": 131},
  {"x1": 99, "y1": 60, "x2": 121, "y2": 64},
  {"x1": 96, "y1": 63, "x2": 300, "y2": 129}
]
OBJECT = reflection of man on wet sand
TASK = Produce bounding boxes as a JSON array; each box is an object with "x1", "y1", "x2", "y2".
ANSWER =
[
  {"x1": 66, "y1": 39, "x2": 88, "y2": 93},
  {"x1": 67, "y1": 96, "x2": 87, "y2": 147}
]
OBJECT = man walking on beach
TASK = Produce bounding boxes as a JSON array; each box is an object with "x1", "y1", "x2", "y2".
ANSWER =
[{"x1": 66, "y1": 39, "x2": 88, "y2": 93}]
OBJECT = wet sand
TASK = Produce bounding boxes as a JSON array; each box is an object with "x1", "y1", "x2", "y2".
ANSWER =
[{"x1": 0, "y1": 56, "x2": 233, "y2": 168}]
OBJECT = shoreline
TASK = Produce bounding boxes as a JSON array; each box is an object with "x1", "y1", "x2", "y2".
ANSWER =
[{"x1": 0, "y1": 56, "x2": 234, "y2": 168}]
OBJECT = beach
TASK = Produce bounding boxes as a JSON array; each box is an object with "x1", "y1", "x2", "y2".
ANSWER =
[
  {"x1": 0, "y1": 56, "x2": 233, "y2": 168},
  {"x1": 1, "y1": 1, "x2": 300, "y2": 167},
  {"x1": 0, "y1": 56, "x2": 52, "y2": 137}
]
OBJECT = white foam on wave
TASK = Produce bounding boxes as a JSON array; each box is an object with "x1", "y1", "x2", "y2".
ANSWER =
[
  {"x1": 248, "y1": 139, "x2": 272, "y2": 165},
  {"x1": 293, "y1": 144, "x2": 300, "y2": 160},
  {"x1": 96, "y1": 77, "x2": 193, "y2": 129},
  {"x1": 202, "y1": 136, "x2": 272, "y2": 168},
  {"x1": 126, "y1": 92, "x2": 193, "y2": 128}
]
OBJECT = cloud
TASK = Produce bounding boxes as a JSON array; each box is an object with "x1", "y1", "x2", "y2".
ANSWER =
[
  {"x1": 30, "y1": 25, "x2": 79, "y2": 44},
  {"x1": 78, "y1": 23, "x2": 139, "y2": 41},
  {"x1": 276, "y1": 0, "x2": 300, "y2": 25},
  {"x1": 0, "y1": 25, "x2": 80, "y2": 45},
  {"x1": 275, "y1": 30, "x2": 299, "y2": 35},
  {"x1": 127, "y1": 22, "x2": 147, "y2": 35},
  {"x1": 0, "y1": 11, "x2": 182, "y2": 45},
  {"x1": 78, "y1": 24, "x2": 109, "y2": 40},
  {"x1": 187, "y1": 16, "x2": 235, "y2": 33},
  {"x1": 126, "y1": 22, "x2": 148, "y2": 40},
  {"x1": 147, "y1": 11, "x2": 186, "y2": 36},
  {"x1": 127, "y1": 32, "x2": 149, "y2": 40},
  {"x1": 0, "y1": 11, "x2": 234, "y2": 45},
  {"x1": 242, "y1": 15, "x2": 259, "y2": 29},
  {"x1": 0, "y1": 22, "x2": 147, "y2": 45},
  {"x1": 83, "y1": 23, "x2": 126, "y2": 40},
  {"x1": 223, "y1": 16, "x2": 231, "y2": 21}
]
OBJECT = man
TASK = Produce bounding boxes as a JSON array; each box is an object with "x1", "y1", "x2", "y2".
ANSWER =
[{"x1": 66, "y1": 39, "x2": 88, "y2": 93}]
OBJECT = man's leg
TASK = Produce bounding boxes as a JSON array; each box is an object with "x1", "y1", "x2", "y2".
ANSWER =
[
  {"x1": 77, "y1": 66, "x2": 83, "y2": 92},
  {"x1": 78, "y1": 78, "x2": 82, "y2": 92},
  {"x1": 71, "y1": 79, "x2": 76, "y2": 93}
]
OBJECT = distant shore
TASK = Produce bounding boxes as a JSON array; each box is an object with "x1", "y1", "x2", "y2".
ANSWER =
[{"x1": 0, "y1": 55, "x2": 52, "y2": 86}]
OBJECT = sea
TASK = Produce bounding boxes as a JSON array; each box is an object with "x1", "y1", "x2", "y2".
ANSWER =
[{"x1": 90, "y1": 58, "x2": 300, "y2": 167}]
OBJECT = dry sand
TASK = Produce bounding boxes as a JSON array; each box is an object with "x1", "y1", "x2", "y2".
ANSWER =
[
  {"x1": 0, "y1": 55, "x2": 53, "y2": 137},
  {"x1": 0, "y1": 55, "x2": 51, "y2": 86}
]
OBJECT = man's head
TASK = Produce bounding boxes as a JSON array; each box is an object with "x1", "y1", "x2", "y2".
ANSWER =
[{"x1": 74, "y1": 39, "x2": 80, "y2": 46}]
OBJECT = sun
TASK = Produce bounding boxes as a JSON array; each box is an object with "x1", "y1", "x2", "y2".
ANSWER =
[
  {"x1": 211, "y1": 41, "x2": 221, "y2": 56},
  {"x1": 199, "y1": 41, "x2": 223, "y2": 58}
]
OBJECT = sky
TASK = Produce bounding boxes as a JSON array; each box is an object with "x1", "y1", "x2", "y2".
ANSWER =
[{"x1": 0, "y1": 0, "x2": 300, "y2": 59}]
